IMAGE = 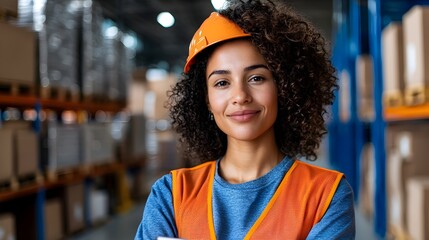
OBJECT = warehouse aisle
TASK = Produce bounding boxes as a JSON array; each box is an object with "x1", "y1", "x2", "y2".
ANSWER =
[{"x1": 69, "y1": 202, "x2": 145, "y2": 240}]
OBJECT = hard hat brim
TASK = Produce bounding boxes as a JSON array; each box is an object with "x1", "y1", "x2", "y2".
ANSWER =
[{"x1": 184, "y1": 12, "x2": 251, "y2": 73}]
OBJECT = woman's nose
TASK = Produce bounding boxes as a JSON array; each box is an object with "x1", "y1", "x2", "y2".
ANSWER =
[{"x1": 231, "y1": 83, "x2": 252, "y2": 105}]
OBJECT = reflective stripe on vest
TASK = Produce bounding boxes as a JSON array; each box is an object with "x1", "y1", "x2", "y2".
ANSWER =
[{"x1": 171, "y1": 160, "x2": 343, "y2": 239}]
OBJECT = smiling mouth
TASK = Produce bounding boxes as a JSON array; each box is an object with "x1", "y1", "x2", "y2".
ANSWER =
[{"x1": 227, "y1": 110, "x2": 260, "y2": 121}]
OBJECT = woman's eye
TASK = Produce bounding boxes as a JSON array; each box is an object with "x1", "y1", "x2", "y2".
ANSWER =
[
  {"x1": 214, "y1": 80, "x2": 229, "y2": 87},
  {"x1": 249, "y1": 76, "x2": 264, "y2": 83}
]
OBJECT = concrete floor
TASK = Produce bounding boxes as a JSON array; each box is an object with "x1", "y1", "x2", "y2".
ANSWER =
[{"x1": 68, "y1": 202, "x2": 145, "y2": 240}]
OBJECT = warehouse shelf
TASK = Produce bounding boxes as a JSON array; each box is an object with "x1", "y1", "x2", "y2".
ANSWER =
[
  {"x1": 0, "y1": 95, "x2": 126, "y2": 113},
  {"x1": 0, "y1": 159, "x2": 145, "y2": 203},
  {"x1": 40, "y1": 99, "x2": 126, "y2": 113},
  {"x1": 330, "y1": 0, "x2": 429, "y2": 238},
  {"x1": 0, "y1": 95, "x2": 38, "y2": 108},
  {"x1": 384, "y1": 103, "x2": 429, "y2": 121}
]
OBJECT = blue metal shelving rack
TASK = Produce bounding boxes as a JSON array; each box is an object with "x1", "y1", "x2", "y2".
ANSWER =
[{"x1": 331, "y1": 0, "x2": 429, "y2": 238}]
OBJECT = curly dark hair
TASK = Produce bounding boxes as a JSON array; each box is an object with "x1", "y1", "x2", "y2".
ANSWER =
[{"x1": 167, "y1": 0, "x2": 337, "y2": 165}]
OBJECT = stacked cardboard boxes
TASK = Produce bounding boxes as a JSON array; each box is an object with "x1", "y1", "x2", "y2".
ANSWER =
[{"x1": 403, "y1": 6, "x2": 429, "y2": 105}]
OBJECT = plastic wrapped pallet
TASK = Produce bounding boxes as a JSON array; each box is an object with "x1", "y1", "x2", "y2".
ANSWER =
[
  {"x1": 103, "y1": 27, "x2": 133, "y2": 103},
  {"x1": 42, "y1": 121, "x2": 82, "y2": 174},
  {"x1": 88, "y1": 189, "x2": 109, "y2": 225},
  {"x1": 117, "y1": 41, "x2": 132, "y2": 103},
  {"x1": 103, "y1": 36, "x2": 121, "y2": 102},
  {"x1": 82, "y1": 122, "x2": 114, "y2": 165},
  {"x1": 81, "y1": 0, "x2": 105, "y2": 102},
  {"x1": 39, "y1": 0, "x2": 80, "y2": 99}
]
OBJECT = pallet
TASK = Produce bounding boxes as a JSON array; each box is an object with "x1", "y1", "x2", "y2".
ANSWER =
[
  {"x1": 0, "y1": 178, "x2": 19, "y2": 192},
  {"x1": 82, "y1": 161, "x2": 119, "y2": 176},
  {"x1": 82, "y1": 94, "x2": 108, "y2": 104},
  {"x1": 0, "y1": 7, "x2": 17, "y2": 21},
  {"x1": 0, "y1": 81, "x2": 35, "y2": 97},
  {"x1": 405, "y1": 87, "x2": 429, "y2": 106},
  {"x1": 388, "y1": 225, "x2": 412, "y2": 240},
  {"x1": 0, "y1": 171, "x2": 44, "y2": 192},
  {"x1": 40, "y1": 86, "x2": 80, "y2": 102},
  {"x1": 45, "y1": 166, "x2": 86, "y2": 182},
  {"x1": 384, "y1": 91, "x2": 404, "y2": 108}
]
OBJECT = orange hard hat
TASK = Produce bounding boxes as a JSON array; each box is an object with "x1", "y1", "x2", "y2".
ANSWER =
[{"x1": 184, "y1": 12, "x2": 251, "y2": 73}]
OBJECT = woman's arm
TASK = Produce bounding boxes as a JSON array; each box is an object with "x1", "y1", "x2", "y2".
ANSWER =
[
  {"x1": 307, "y1": 178, "x2": 356, "y2": 239},
  {"x1": 134, "y1": 174, "x2": 177, "y2": 240}
]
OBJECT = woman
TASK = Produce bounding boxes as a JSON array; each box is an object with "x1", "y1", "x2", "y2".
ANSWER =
[{"x1": 135, "y1": 0, "x2": 355, "y2": 239}]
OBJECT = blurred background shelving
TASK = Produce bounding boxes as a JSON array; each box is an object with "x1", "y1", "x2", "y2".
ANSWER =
[
  {"x1": 2, "y1": 0, "x2": 429, "y2": 239},
  {"x1": 330, "y1": 0, "x2": 429, "y2": 239}
]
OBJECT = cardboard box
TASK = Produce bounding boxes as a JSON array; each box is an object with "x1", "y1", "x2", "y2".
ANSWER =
[
  {"x1": 44, "y1": 199, "x2": 63, "y2": 240},
  {"x1": 124, "y1": 114, "x2": 147, "y2": 160},
  {"x1": 359, "y1": 143, "x2": 375, "y2": 219},
  {"x1": 403, "y1": 6, "x2": 429, "y2": 105},
  {"x1": 0, "y1": 213, "x2": 15, "y2": 240},
  {"x1": 338, "y1": 70, "x2": 351, "y2": 122},
  {"x1": 145, "y1": 74, "x2": 177, "y2": 120},
  {"x1": 406, "y1": 177, "x2": 429, "y2": 240},
  {"x1": 387, "y1": 124, "x2": 429, "y2": 237},
  {"x1": 0, "y1": 0, "x2": 18, "y2": 16},
  {"x1": 394, "y1": 125, "x2": 429, "y2": 170},
  {"x1": 382, "y1": 22, "x2": 405, "y2": 107},
  {"x1": 16, "y1": 129, "x2": 39, "y2": 176},
  {"x1": 2, "y1": 120, "x2": 39, "y2": 177},
  {"x1": 65, "y1": 183, "x2": 85, "y2": 234},
  {"x1": 387, "y1": 148, "x2": 408, "y2": 237},
  {"x1": 0, "y1": 129, "x2": 14, "y2": 181},
  {"x1": 0, "y1": 22, "x2": 36, "y2": 84},
  {"x1": 356, "y1": 54, "x2": 374, "y2": 120},
  {"x1": 128, "y1": 80, "x2": 147, "y2": 114}
]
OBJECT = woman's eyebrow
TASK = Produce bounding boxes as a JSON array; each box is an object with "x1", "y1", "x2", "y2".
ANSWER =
[
  {"x1": 207, "y1": 69, "x2": 230, "y2": 79},
  {"x1": 244, "y1": 64, "x2": 269, "y2": 72}
]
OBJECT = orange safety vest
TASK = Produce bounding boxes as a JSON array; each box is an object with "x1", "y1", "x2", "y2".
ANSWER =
[{"x1": 171, "y1": 160, "x2": 343, "y2": 239}]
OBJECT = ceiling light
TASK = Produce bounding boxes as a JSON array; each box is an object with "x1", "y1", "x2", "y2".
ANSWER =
[
  {"x1": 105, "y1": 26, "x2": 118, "y2": 39},
  {"x1": 123, "y1": 33, "x2": 137, "y2": 49},
  {"x1": 211, "y1": 0, "x2": 227, "y2": 10},
  {"x1": 157, "y1": 12, "x2": 175, "y2": 28}
]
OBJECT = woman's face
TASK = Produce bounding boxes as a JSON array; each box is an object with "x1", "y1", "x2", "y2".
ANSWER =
[{"x1": 206, "y1": 39, "x2": 278, "y2": 142}]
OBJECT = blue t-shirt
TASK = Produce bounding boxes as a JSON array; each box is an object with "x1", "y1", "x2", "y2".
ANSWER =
[{"x1": 134, "y1": 157, "x2": 356, "y2": 239}]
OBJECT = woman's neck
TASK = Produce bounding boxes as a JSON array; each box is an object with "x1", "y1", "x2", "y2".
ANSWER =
[{"x1": 219, "y1": 131, "x2": 283, "y2": 184}]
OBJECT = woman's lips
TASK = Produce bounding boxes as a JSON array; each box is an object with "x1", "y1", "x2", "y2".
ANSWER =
[{"x1": 227, "y1": 110, "x2": 260, "y2": 122}]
